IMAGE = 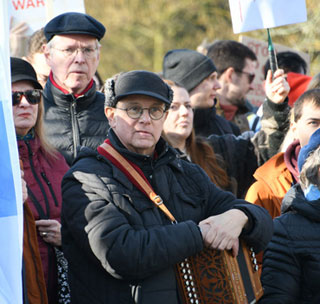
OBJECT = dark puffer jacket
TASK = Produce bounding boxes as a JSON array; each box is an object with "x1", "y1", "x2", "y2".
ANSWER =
[
  {"x1": 260, "y1": 184, "x2": 320, "y2": 304},
  {"x1": 43, "y1": 78, "x2": 109, "y2": 165},
  {"x1": 61, "y1": 130, "x2": 273, "y2": 304}
]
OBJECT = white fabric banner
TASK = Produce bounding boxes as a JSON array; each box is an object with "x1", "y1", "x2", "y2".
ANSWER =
[
  {"x1": 9, "y1": 0, "x2": 86, "y2": 34},
  {"x1": 0, "y1": 1, "x2": 23, "y2": 303},
  {"x1": 229, "y1": 0, "x2": 307, "y2": 34}
]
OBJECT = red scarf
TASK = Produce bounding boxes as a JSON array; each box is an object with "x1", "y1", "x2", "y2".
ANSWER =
[{"x1": 49, "y1": 72, "x2": 94, "y2": 98}]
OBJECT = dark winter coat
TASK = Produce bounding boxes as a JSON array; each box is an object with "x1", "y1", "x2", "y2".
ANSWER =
[
  {"x1": 260, "y1": 184, "x2": 320, "y2": 304},
  {"x1": 61, "y1": 129, "x2": 273, "y2": 304},
  {"x1": 43, "y1": 77, "x2": 109, "y2": 165},
  {"x1": 206, "y1": 98, "x2": 290, "y2": 198},
  {"x1": 193, "y1": 106, "x2": 241, "y2": 137},
  {"x1": 19, "y1": 136, "x2": 69, "y2": 303}
]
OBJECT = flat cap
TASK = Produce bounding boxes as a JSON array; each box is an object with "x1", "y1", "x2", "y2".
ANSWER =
[
  {"x1": 44, "y1": 12, "x2": 106, "y2": 42},
  {"x1": 105, "y1": 70, "x2": 173, "y2": 107}
]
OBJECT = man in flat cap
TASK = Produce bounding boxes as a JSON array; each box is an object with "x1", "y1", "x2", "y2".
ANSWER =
[
  {"x1": 42, "y1": 12, "x2": 109, "y2": 165},
  {"x1": 61, "y1": 70, "x2": 272, "y2": 304},
  {"x1": 163, "y1": 49, "x2": 241, "y2": 137}
]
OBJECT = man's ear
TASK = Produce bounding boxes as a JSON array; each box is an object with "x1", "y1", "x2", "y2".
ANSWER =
[
  {"x1": 224, "y1": 67, "x2": 235, "y2": 83},
  {"x1": 105, "y1": 107, "x2": 115, "y2": 127}
]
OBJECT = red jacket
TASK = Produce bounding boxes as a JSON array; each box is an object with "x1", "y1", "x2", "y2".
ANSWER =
[{"x1": 19, "y1": 136, "x2": 69, "y2": 303}]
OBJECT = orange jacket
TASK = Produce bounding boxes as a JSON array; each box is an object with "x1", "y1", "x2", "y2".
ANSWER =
[
  {"x1": 245, "y1": 152, "x2": 294, "y2": 275},
  {"x1": 23, "y1": 202, "x2": 48, "y2": 304},
  {"x1": 245, "y1": 152, "x2": 293, "y2": 219}
]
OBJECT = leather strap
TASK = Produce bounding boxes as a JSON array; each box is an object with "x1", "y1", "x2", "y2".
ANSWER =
[{"x1": 100, "y1": 142, "x2": 177, "y2": 223}]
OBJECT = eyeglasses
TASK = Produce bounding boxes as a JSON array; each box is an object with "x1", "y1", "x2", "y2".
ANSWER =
[
  {"x1": 52, "y1": 46, "x2": 98, "y2": 59},
  {"x1": 234, "y1": 69, "x2": 255, "y2": 84},
  {"x1": 116, "y1": 105, "x2": 166, "y2": 120},
  {"x1": 12, "y1": 90, "x2": 42, "y2": 106}
]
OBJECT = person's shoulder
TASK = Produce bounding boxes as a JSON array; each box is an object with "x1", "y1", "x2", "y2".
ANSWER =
[{"x1": 254, "y1": 152, "x2": 286, "y2": 176}]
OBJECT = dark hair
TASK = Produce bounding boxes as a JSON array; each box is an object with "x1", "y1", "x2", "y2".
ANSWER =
[
  {"x1": 206, "y1": 40, "x2": 257, "y2": 77},
  {"x1": 26, "y1": 28, "x2": 46, "y2": 58},
  {"x1": 294, "y1": 89, "x2": 320, "y2": 122},
  {"x1": 263, "y1": 51, "x2": 307, "y2": 79}
]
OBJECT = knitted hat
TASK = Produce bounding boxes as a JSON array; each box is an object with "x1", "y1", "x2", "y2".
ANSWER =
[
  {"x1": 105, "y1": 70, "x2": 173, "y2": 107},
  {"x1": 10, "y1": 57, "x2": 42, "y2": 89},
  {"x1": 44, "y1": 12, "x2": 106, "y2": 42},
  {"x1": 162, "y1": 49, "x2": 216, "y2": 92},
  {"x1": 298, "y1": 128, "x2": 320, "y2": 172}
]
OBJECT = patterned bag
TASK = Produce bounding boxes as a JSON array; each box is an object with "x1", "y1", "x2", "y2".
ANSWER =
[{"x1": 54, "y1": 247, "x2": 71, "y2": 304}]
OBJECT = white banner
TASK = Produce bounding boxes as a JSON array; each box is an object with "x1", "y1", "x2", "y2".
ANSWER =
[
  {"x1": 0, "y1": 1, "x2": 23, "y2": 303},
  {"x1": 229, "y1": 0, "x2": 307, "y2": 34},
  {"x1": 9, "y1": 0, "x2": 86, "y2": 34}
]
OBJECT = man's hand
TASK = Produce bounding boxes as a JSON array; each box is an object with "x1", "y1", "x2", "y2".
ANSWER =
[
  {"x1": 36, "y1": 219, "x2": 62, "y2": 247},
  {"x1": 265, "y1": 69, "x2": 290, "y2": 104},
  {"x1": 198, "y1": 209, "x2": 248, "y2": 257}
]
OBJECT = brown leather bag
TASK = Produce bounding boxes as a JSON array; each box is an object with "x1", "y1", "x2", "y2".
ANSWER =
[{"x1": 99, "y1": 142, "x2": 263, "y2": 304}]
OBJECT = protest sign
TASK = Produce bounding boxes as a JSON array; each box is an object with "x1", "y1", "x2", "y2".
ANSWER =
[
  {"x1": 240, "y1": 35, "x2": 310, "y2": 107},
  {"x1": 9, "y1": 0, "x2": 85, "y2": 34},
  {"x1": 229, "y1": 0, "x2": 307, "y2": 34}
]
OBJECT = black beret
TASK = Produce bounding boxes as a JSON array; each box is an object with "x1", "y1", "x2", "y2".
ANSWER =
[
  {"x1": 105, "y1": 70, "x2": 173, "y2": 107},
  {"x1": 10, "y1": 57, "x2": 42, "y2": 89},
  {"x1": 163, "y1": 49, "x2": 217, "y2": 92},
  {"x1": 44, "y1": 12, "x2": 106, "y2": 42}
]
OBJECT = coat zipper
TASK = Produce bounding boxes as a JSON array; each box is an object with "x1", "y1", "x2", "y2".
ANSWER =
[
  {"x1": 41, "y1": 172, "x2": 59, "y2": 207},
  {"x1": 70, "y1": 98, "x2": 80, "y2": 160},
  {"x1": 25, "y1": 140, "x2": 50, "y2": 218}
]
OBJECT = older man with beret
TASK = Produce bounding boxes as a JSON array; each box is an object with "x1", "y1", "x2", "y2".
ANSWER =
[
  {"x1": 43, "y1": 12, "x2": 109, "y2": 165},
  {"x1": 61, "y1": 70, "x2": 273, "y2": 303}
]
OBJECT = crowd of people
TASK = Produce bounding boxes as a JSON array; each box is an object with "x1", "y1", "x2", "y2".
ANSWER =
[{"x1": 11, "y1": 10, "x2": 320, "y2": 304}]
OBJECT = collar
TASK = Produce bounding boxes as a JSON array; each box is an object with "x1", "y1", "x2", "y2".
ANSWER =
[
  {"x1": 218, "y1": 103, "x2": 238, "y2": 121},
  {"x1": 284, "y1": 139, "x2": 301, "y2": 183},
  {"x1": 49, "y1": 72, "x2": 94, "y2": 97}
]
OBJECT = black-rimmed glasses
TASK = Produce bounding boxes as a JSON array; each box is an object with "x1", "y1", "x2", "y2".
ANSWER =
[
  {"x1": 116, "y1": 105, "x2": 166, "y2": 120},
  {"x1": 12, "y1": 90, "x2": 42, "y2": 106}
]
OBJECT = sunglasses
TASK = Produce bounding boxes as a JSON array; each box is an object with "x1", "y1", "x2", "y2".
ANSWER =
[
  {"x1": 234, "y1": 69, "x2": 255, "y2": 84},
  {"x1": 12, "y1": 90, "x2": 42, "y2": 106}
]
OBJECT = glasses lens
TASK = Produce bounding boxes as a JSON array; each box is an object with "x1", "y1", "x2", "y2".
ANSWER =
[
  {"x1": 12, "y1": 92, "x2": 22, "y2": 106},
  {"x1": 127, "y1": 106, "x2": 142, "y2": 119},
  {"x1": 149, "y1": 107, "x2": 164, "y2": 120},
  {"x1": 24, "y1": 90, "x2": 42, "y2": 104},
  {"x1": 248, "y1": 74, "x2": 255, "y2": 84}
]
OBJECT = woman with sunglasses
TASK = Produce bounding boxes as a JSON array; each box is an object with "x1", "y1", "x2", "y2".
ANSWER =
[{"x1": 11, "y1": 57, "x2": 69, "y2": 304}]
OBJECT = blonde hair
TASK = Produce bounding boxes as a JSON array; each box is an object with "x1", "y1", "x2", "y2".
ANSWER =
[{"x1": 300, "y1": 146, "x2": 320, "y2": 190}]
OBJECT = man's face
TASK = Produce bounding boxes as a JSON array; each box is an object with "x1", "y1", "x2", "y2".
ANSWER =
[
  {"x1": 292, "y1": 102, "x2": 320, "y2": 147},
  {"x1": 189, "y1": 71, "x2": 221, "y2": 108},
  {"x1": 223, "y1": 58, "x2": 256, "y2": 107},
  {"x1": 44, "y1": 34, "x2": 100, "y2": 94},
  {"x1": 105, "y1": 95, "x2": 168, "y2": 156}
]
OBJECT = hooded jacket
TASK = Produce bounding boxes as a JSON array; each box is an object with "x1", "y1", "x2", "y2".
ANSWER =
[
  {"x1": 245, "y1": 140, "x2": 300, "y2": 219},
  {"x1": 61, "y1": 129, "x2": 273, "y2": 304},
  {"x1": 260, "y1": 184, "x2": 320, "y2": 303}
]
